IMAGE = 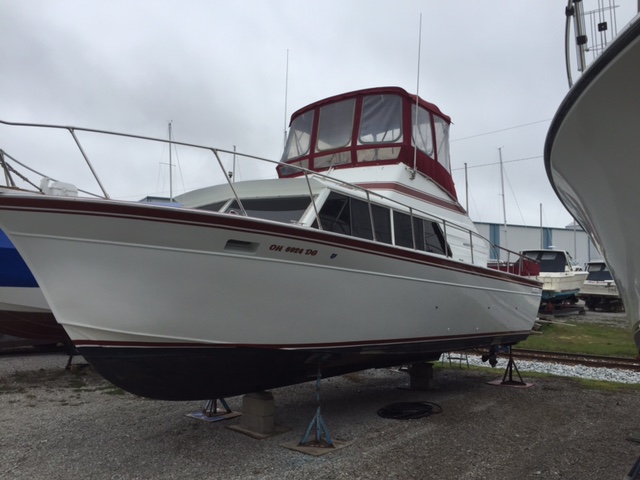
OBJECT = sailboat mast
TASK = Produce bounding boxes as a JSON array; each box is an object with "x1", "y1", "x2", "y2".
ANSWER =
[
  {"x1": 499, "y1": 147, "x2": 507, "y2": 252},
  {"x1": 540, "y1": 203, "x2": 543, "y2": 248}
]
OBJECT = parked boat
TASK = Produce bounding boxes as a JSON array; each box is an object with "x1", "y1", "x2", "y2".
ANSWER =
[
  {"x1": 0, "y1": 162, "x2": 76, "y2": 346},
  {"x1": 578, "y1": 260, "x2": 624, "y2": 312},
  {"x1": 519, "y1": 249, "x2": 587, "y2": 305},
  {"x1": 0, "y1": 228, "x2": 69, "y2": 343},
  {"x1": 0, "y1": 87, "x2": 542, "y2": 400},
  {"x1": 545, "y1": 12, "x2": 640, "y2": 352}
]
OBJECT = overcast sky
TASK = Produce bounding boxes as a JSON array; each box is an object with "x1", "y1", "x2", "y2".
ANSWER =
[{"x1": 1, "y1": 1, "x2": 637, "y2": 227}]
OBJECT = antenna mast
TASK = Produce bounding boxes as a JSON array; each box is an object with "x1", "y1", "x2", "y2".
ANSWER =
[
  {"x1": 411, "y1": 13, "x2": 423, "y2": 179},
  {"x1": 168, "y1": 120, "x2": 173, "y2": 202},
  {"x1": 283, "y1": 49, "x2": 290, "y2": 150}
]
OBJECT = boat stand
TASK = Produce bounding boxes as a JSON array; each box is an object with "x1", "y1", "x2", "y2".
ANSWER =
[
  {"x1": 627, "y1": 454, "x2": 640, "y2": 480},
  {"x1": 64, "y1": 343, "x2": 89, "y2": 371},
  {"x1": 501, "y1": 347, "x2": 526, "y2": 386},
  {"x1": 186, "y1": 397, "x2": 241, "y2": 423},
  {"x1": 487, "y1": 346, "x2": 534, "y2": 388},
  {"x1": 203, "y1": 398, "x2": 232, "y2": 417},
  {"x1": 299, "y1": 363, "x2": 333, "y2": 448},
  {"x1": 282, "y1": 359, "x2": 352, "y2": 455}
]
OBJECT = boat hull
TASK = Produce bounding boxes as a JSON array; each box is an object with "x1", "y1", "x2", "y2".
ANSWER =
[
  {"x1": 0, "y1": 295, "x2": 65, "y2": 341},
  {"x1": 0, "y1": 195, "x2": 541, "y2": 400},
  {"x1": 78, "y1": 336, "x2": 524, "y2": 401},
  {"x1": 0, "y1": 234, "x2": 68, "y2": 343},
  {"x1": 545, "y1": 16, "x2": 640, "y2": 335},
  {"x1": 579, "y1": 281, "x2": 623, "y2": 311},
  {"x1": 536, "y1": 272, "x2": 588, "y2": 301}
]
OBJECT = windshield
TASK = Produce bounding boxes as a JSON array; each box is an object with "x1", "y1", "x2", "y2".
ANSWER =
[
  {"x1": 586, "y1": 263, "x2": 613, "y2": 281},
  {"x1": 224, "y1": 196, "x2": 311, "y2": 223}
]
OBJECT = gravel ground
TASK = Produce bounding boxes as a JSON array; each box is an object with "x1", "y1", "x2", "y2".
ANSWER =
[{"x1": 1, "y1": 307, "x2": 639, "y2": 480}]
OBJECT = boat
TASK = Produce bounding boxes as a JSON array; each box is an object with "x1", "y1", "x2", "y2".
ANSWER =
[
  {"x1": 0, "y1": 228, "x2": 69, "y2": 344},
  {"x1": 0, "y1": 87, "x2": 542, "y2": 401},
  {"x1": 544, "y1": 11, "x2": 640, "y2": 354},
  {"x1": 578, "y1": 260, "x2": 624, "y2": 312},
  {"x1": 0, "y1": 161, "x2": 73, "y2": 345},
  {"x1": 519, "y1": 249, "x2": 587, "y2": 306}
]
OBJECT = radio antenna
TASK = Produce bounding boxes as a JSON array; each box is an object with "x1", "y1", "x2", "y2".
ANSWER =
[
  {"x1": 411, "y1": 13, "x2": 423, "y2": 179},
  {"x1": 283, "y1": 49, "x2": 290, "y2": 150}
]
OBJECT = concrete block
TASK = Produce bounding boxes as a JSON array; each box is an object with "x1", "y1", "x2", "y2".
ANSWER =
[{"x1": 242, "y1": 391, "x2": 275, "y2": 416}]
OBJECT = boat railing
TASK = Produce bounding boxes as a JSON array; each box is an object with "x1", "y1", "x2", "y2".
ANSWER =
[{"x1": 0, "y1": 119, "x2": 534, "y2": 275}]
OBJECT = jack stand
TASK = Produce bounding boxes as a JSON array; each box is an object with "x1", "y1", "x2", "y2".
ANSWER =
[
  {"x1": 501, "y1": 346, "x2": 526, "y2": 386},
  {"x1": 64, "y1": 343, "x2": 88, "y2": 370},
  {"x1": 487, "y1": 346, "x2": 534, "y2": 388},
  {"x1": 203, "y1": 398, "x2": 232, "y2": 417},
  {"x1": 626, "y1": 454, "x2": 640, "y2": 480},
  {"x1": 281, "y1": 359, "x2": 353, "y2": 455},
  {"x1": 186, "y1": 397, "x2": 241, "y2": 423},
  {"x1": 299, "y1": 363, "x2": 333, "y2": 448},
  {"x1": 65, "y1": 353, "x2": 76, "y2": 370}
]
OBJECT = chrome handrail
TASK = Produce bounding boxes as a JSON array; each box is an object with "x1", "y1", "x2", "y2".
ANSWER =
[{"x1": 0, "y1": 118, "x2": 533, "y2": 273}]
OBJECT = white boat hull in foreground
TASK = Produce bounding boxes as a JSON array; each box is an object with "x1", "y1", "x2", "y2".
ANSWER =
[
  {"x1": 545, "y1": 15, "x2": 640, "y2": 347},
  {"x1": 0, "y1": 195, "x2": 540, "y2": 400}
]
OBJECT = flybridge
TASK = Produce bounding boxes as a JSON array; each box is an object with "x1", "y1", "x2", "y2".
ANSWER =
[{"x1": 278, "y1": 87, "x2": 457, "y2": 201}]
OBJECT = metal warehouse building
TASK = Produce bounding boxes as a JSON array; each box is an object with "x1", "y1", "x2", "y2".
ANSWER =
[{"x1": 474, "y1": 221, "x2": 601, "y2": 268}]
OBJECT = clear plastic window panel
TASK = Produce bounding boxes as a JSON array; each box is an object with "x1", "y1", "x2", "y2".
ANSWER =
[
  {"x1": 316, "y1": 99, "x2": 355, "y2": 152},
  {"x1": 198, "y1": 201, "x2": 227, "y2": 212},
  {"x1": 225, "y1": 197, "x2": 311, "y2": 223},
  {"x1": 411, "y1": 105, "x2": 434, "y2": 156},
  {"x1": 358, "y1": 95, "x2": 403, "y2": 144},
  {"x1": 314, "y1": 151, "x2": 352, "y2": 169},
  {"x1": 282, "y1": 111, "x2": 314, "y2": 160},
  {"x1": 433, "y1": 116, "x2": 450, "y2": 171}
]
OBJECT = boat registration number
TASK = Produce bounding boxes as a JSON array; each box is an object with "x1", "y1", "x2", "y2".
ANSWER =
[{"x1": 270, "y1": 244, "x2": 318, "y2": 256}]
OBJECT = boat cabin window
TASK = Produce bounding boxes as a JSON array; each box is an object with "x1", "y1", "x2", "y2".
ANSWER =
[
  {"x1": 282, "y1": 111, "x2": 314, "y2": 161},
  {"x1": 223, "y1": 196, "x2": 311, "y2": 223},
  {"x1": 313, "y1": 192, "x2": 392, "y2": 243},
  {"x1": 312, "y1": 191, "x2": 450, "y2": 254},
  {"x1": 434, "y1": 116, "x2": 451, "y2": 172},
  {"x1": 198, "y1": 201, "x2": 227, "y2": 212},
  {"x1": 411, "y1": 104, "x2": 434, "y2": 157},
  {"x1": 358, "y1": 95, "x2": 403, "y2": 144},
  {"x1": 316, "y1": 99, "x2": 355, "y2": 152},
  {"x1": 586, "y1": 263, "x2": 612, "y2": 281},
  {"x1": 393, "y1": 211, "x2": 449, "y2": 255},
  {"x1": 523, "y1": 251, "x2": 567, "y2": 272}
]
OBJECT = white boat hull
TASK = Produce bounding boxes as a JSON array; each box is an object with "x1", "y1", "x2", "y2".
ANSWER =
[
  {"x1": 536, "y1": 272, "x2": 588, "y2": 301},
  {"x1": 545, "y1": 16, "x2": 640, "y2": 330},
  {"x1": 0, "y1": 195, "x2": 541, "y2": 400}
]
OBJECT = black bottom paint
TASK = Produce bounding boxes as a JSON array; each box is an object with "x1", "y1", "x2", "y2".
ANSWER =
[{"x1": 78, "y1": 333, "x2": 528, "y2": 401}]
